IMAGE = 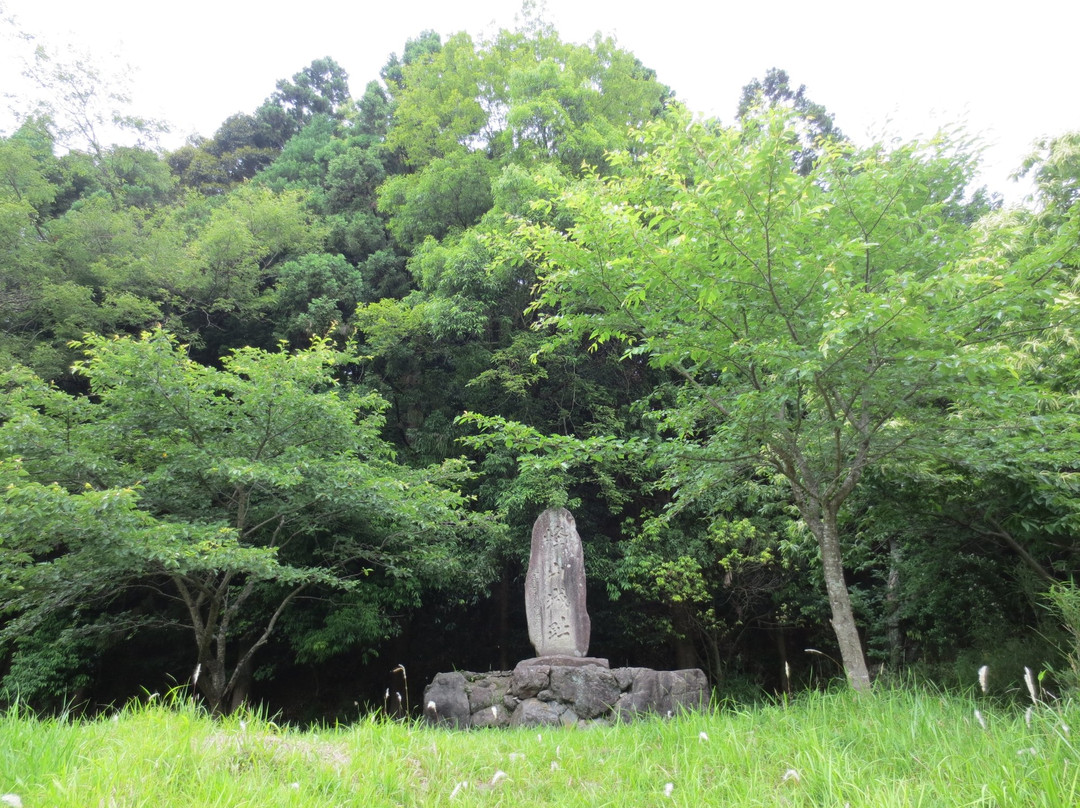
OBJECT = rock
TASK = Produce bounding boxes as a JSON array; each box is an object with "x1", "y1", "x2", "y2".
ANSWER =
[
  {"x1": 614, "y1": 667, "x2": 644, "y2": 691},
  {"x1": 658, "y1": 669, "x2": 710, "y2": 713},
  {"x1": 509, "y1": 662, "x2": 551, "y2": 699},
  {"x1": 423, "y1": 663, "x2": 709, "y2": 728},
  {"x1": 509, "y1": 698, "x2": 566, "y2": 727},
  {"x1": 424, "y1": 672, "x2": 471, "y2": 728},
  {"x1": 615, "y1": 668, "x2": 709, "y2": 719},
  {"x1": 471, "y1": 702, "x2": 510, "y2": 728},
  {"x1": 466, "y1": 672, "x2": 511, "y2": 712},
  {"x1": 525, "y1": 508, "x2": 590, "y2": 657},
  {"x1": 549, "y1": 665, "x2": 621, "y2": 719},
  {"x1": 516, "y1": 655, "x2": 610, "y2": 669}
]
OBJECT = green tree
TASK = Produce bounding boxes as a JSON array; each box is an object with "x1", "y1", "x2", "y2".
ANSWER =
[
  {"x1": 0, "y1": 124, "x2": 56, "y2": 349},
  {"x1": 380, "y1": 30, "x2": 443, "y2": 93},
  {"x1": 377, "y1": 150, "x2": 496, "y2": 248},
  {"x1": 257, "y1": 57, "x2": 350, "y2": 147},
  {"x1": 1017, "y1": 131, "x2": 1080, "y2": 223},
  {"x1": 513, "y1": 108, "x2": 1077, "y2": 690},
  {"x1": 255, "y1": 112, "x2": 398, "y2": 278},
  {"x1": 168, "y1": 114, "x2": 279, "y2": 195},
  {"x1": 14, "y1": 39, "x2": 168, "y2": 201},
  {"x1": 0, "y1": 330, "x2": 485, "y2": 712},
  {"x1": 357, "y1": 22, "x2": 672, "y2": 453},
  {"x1": 182, "y1": 183, "x2": 323, "y2": 328},
  {"x1": 384, "y1": 32, "x2": 486, "y2": 169},
  {"x1": 737, "y1": 67, "x2": 843, "y2": 175},
  {"x1": 0, "y1": 123, "x2": 181, "y2": 382},
  {"x1": 266, "y1": 252, "x2": 366, "y2": 344},
  {"x1": 168, "y1": 59, "x2": 350, "y2": 195}
]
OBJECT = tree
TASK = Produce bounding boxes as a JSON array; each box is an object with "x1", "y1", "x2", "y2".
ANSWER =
[
  {"x1": 168, "y1": 59, "x2": 350, "y2": 195},
  {"x1": 0, "y1": 123, "x2": 56, "y2": 340},
  {"x1": 0, "y1": 122, "x2": 182, "y2": 383},
  {"x1": 384, "y1": 25, "x2": 670, "y2": 176},
  {"x1": 1016, "y1": 131, "x2": 1080, "y2": 223},
  {"x1": 14, "y1": 38, "x2": 168, "y2": 200},
  {"x1": 737, "y1": 68, "x2": 843, "y2": 175},
  {"x1": 168, "y1": 114, "x2": 280, "y2": 194},
  {"x1": 0, "y1": 330, "x2": 486, "y2": 712},
  {"x1": 377, "y1": 150, "x2": 496, "y2": 247},
  {"x1": 181, "y1": 183, "x2": 323, "y2": 328},
  {"x1": 264, "y1": 58, "x2": 350, "y2": 135},
  {"x1": 380, "y1": 30, "x2": 443, "y2": 94},
  {"x1": 266, "y1": 252, "x2": 366, "y2": 345},
  {"x1": 384, "y1": 31, "x2": 488, "y2": 170},
  {"x1": 357, "y1": 22, "x2": 673, "y2": 459},
  {"x1": 513, "y1": 108, "x2": 1076, "y2": 690}
]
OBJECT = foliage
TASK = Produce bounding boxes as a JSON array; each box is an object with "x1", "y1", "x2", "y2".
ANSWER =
[
  {"x1": 513, "y1": 106, "x2": 1079, "y2": 689},
  {"x1": 3, "y1": 689, "x2": 1080, "y2": 806},
  {"x1": 0, "y1": 330, "x2": 489, "y2": 712},
  {"x1": 167, "y1": 58, "x2": 350, "y2": 196},
  {"x1": 257, "y1": 57, "x2": 351, "y2": 146},
  {"x1": 13, "y1": 36, "x2": 169, "y2": 196},
  {"x1": 1045, "y1": 581, "x2": 1080, "y2": 692},
  {"x1": 1017, "y1": 131, "x2": 1080, "y2": 222},
  {"x1": 2, "y1": 15, "x2": 1078, "y2": 712},
  {"x1": 737, "y1": 67, "x2": 844, "y2": 175}
]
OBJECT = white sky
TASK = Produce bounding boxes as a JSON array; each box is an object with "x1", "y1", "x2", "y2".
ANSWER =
[{"x1": 2, "y1": 0, "x2": 1078, "y2": 204}]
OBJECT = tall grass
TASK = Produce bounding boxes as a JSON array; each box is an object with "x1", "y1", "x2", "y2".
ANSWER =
[{"x1": 2, "y1": 686, "x2": 1076, "y2": 806}]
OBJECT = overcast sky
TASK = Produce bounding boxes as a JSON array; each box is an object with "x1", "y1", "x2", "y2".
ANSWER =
[{"x1": 2, "y1": 0, "x2": 1077, "y2": 204}]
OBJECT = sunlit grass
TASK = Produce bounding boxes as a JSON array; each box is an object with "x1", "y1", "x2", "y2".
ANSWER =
[{"x1": 2, "y1": 686, "x2": 1077, "y2": 806}]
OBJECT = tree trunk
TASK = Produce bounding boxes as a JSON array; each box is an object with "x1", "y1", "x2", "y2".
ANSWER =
[
  {"x1": 497, "y1": 565, "x2": 511, "y2": 671},
  {"x1": 886, "y1": 535, "x2": 903, "y2": 671},
  {"x1": 668, "y1": 604, "x2": 699, "y2": 669},
  {"x1": 705, "y1": 634, "x2": 723, "y2": 683},
  {"x1": 229, "y1": 654, "x2": 254, "y2": 713},
  {"x1": 672, "y1": 634, "x2": 697, "y2": 670},
  {"x1": 817, "y1": 509, "x2": 872, "y2": 691},
  {"x1": 196, "y1": 658, "x2": 229, "y2": 715}
]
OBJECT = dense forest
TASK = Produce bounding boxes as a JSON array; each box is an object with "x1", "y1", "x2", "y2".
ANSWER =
[{"x1": 1, "y1": 16, "x2": 1079, "y2": 720}]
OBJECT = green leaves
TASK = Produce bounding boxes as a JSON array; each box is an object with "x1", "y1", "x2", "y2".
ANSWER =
[
  {"x1": 523, "y1": 107, "x2": 1033, "y2": 478},
  {"x1": 505, "y1": 104, "x2": 1079, "y2": 689},
  {"x1": 1, "y1": 328, "x2": 489, "y2": 709}
]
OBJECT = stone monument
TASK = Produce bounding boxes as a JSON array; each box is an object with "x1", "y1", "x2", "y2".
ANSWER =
[
  {"x1": 524, "y1": 507, "x2": 592, "y2": 660},
  {"x1": 422, "y1": 508, "x2": 709, "y2": 727}
]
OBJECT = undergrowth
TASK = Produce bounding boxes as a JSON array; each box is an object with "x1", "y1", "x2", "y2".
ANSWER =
[{"x1": 1, "y1": 686, "x2": 1076, "y2": 806}]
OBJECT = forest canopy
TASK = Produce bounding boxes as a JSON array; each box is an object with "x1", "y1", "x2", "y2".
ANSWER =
[{"x1": 1, "y1": 17, "x2": 1078, "y2": 717}]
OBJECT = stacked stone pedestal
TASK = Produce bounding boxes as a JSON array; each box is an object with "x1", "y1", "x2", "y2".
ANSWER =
[
  {"x1": 423, "y1": 509, "x2": 709, "y2": 728},
  {"x1": 423, "y1": 658, "x2": 708, "y2": 728}
]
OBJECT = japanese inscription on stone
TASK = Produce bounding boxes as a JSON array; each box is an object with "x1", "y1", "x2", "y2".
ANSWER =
[{"x1": 525, "y1": 508, "x2": 590, "y2": 657}]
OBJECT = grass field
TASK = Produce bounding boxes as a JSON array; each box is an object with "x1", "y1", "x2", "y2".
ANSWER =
[{"x1": 2, "y1": 686, "x2": 1077, "y2": 807}]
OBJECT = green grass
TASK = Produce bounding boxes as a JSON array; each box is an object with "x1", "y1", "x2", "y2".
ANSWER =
[{"x1": 2, "y1": 687, "x2": 1077, "y2": 806}]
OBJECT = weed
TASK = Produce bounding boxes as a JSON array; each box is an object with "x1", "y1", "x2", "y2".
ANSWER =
[{"x1": 1, "y1": 688, "x2": 1077, "y2": 806}]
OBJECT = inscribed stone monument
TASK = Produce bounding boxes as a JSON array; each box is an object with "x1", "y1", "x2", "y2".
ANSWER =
[
  {"x1": 421, "y1": 506, "x2": 709, "y2": 727},
  {"x1": 525, "y1": 508, "x2": 590, "y2": 658}
]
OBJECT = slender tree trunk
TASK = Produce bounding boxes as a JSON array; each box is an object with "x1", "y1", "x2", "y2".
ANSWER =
[
  {"x1": 706, "y1": 634, "x2": 723, "y2": 683},
  {"x1": 497, "y1": 565, "x2": 510, "y2": 671},
  {"x1": 229, "y1": 654, "x2": 254, "y2": 713},
  {"x1": 196, "y1": 657, "x2": 229, "y2": 715},
  {"x1": 673, "y1": 635, "x2": 697, "y2": 670},
  {"x1": 780, "y1": 436, "x2": 872, "y2": 692},
  {"x1": 672, "y1": 607, "x2": 698, "y2": 670},
  {"x1": 817, "y1": 509, "x2": 871, "y2": 691},
  {"x1": 886, "y1": 535, "x2": 903, "y2": 671}
]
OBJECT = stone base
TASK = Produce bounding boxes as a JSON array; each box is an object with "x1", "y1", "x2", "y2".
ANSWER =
[
  {"x1": 423, "y1": 661, "x2": 708, "y2": 728},
  {"x1": 516, "y1": 655, "x2": 610, "y2": 669}
]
